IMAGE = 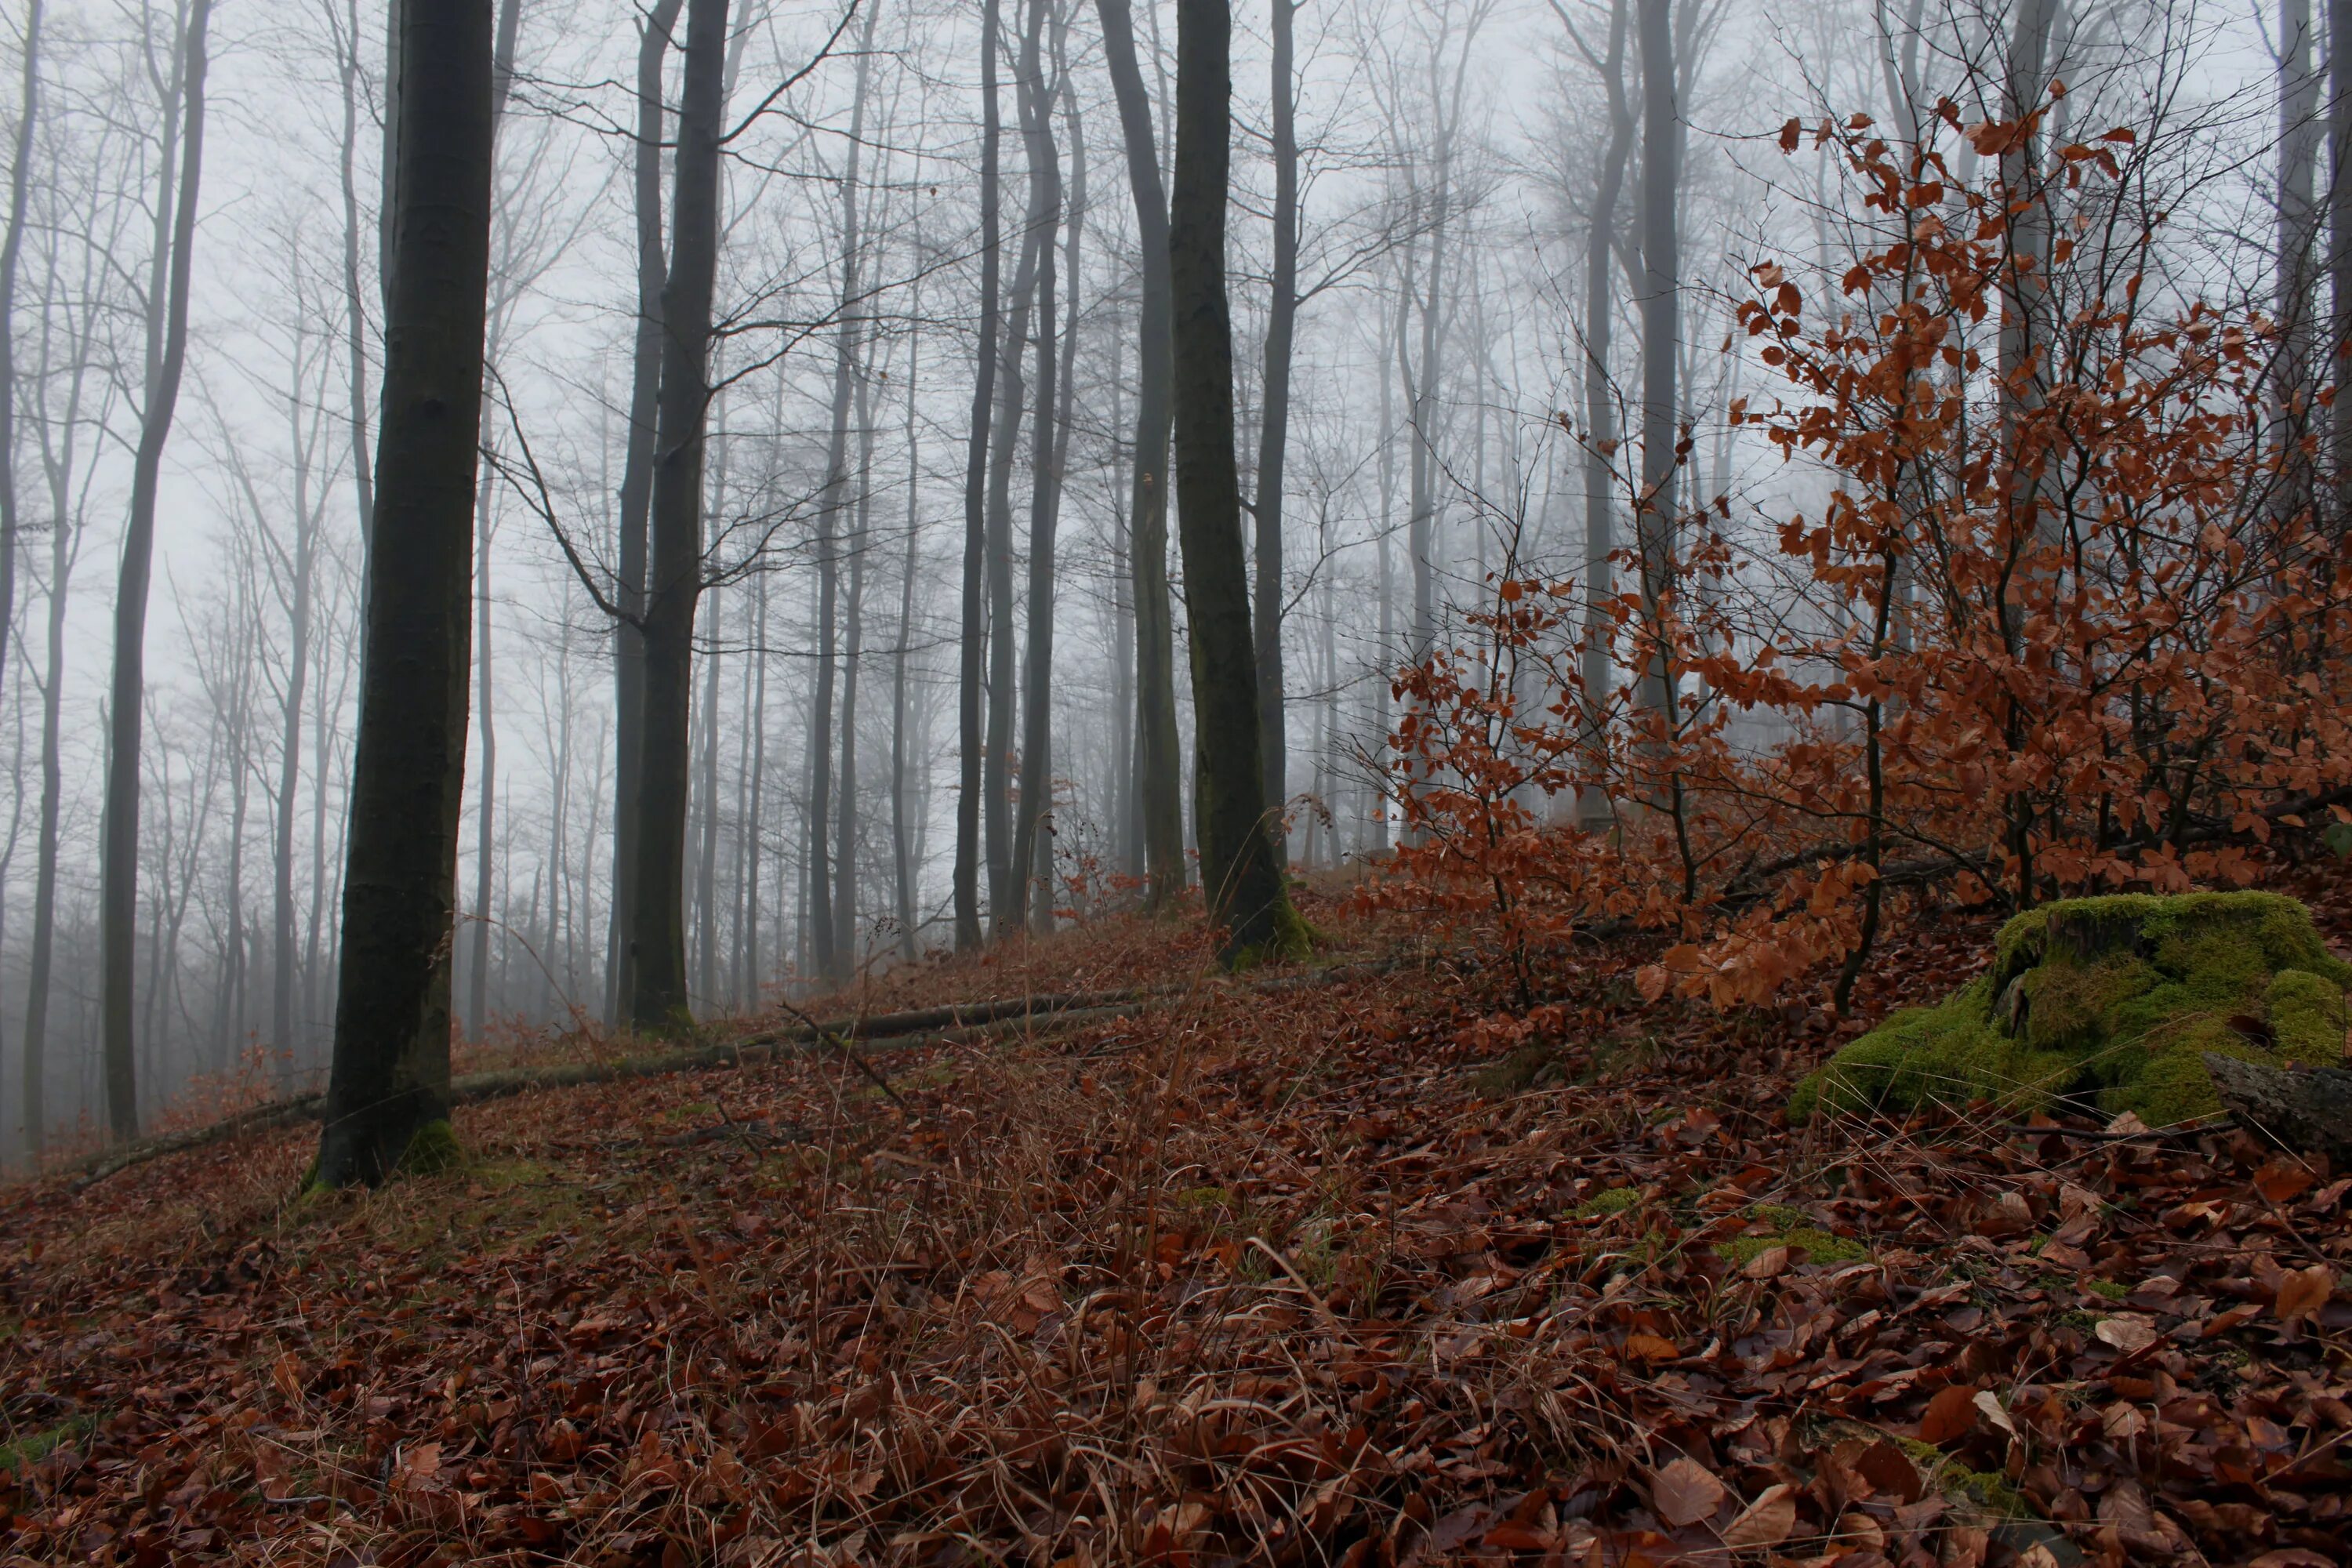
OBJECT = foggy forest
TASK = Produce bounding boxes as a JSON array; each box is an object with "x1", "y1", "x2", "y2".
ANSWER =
[{"x1": 0, "y1": 0, "x2": 2350, "y2": 1560}]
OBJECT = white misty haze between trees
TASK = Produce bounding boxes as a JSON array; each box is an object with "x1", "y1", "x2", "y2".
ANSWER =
[{"x1": 0, "y1": 0, "x2": 2307, "y2": 1165}]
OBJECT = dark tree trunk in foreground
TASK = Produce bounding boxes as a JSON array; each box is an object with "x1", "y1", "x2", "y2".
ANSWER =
[
  {"x1": 100, "y1": 0, "x2": 212, "y2": 1140},
  {"x1": 1251, "y1": 0, "x2": 1298, "y2": 869},
  {"x1": 954, "y1": 0, "x2": 1003, "y2": 952},
  {"x1": 1096, "y1": 0, "x2": 1185, "y2": 912},
  {"x1": 608, "y1": 0, "x2": 685, "y2": 1022},
  {"x1": 626, "y1": 0, "x2": 729, "y2": 1029},
  {"x1": 1170, "y1": 0, "x2": 1294, "y2": 963},
  {"x1": 314, "y1": 0, "x2": 495, "y2": 1187}
]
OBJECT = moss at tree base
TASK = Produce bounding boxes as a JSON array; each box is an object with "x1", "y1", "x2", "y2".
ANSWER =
[
  {"x1": 1793, "y1": 893, "x2": 2350, "y2": 1126},
  {"x1": 395, "y1": 1119, "x2": 466, "y2": 1176}
]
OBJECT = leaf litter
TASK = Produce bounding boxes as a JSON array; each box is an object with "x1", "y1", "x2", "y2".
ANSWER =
[{"x1": 0, "y1": 879, "x2": 2347, "y2": 1566}]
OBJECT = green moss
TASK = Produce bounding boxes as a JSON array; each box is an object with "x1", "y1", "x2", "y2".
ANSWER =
[
  {"x1": 2088, "y1": 1278, "x2": 2130, "y2": 1301},
  {"x1": 397, "y1": 1119, "x2": 466, "y2": 1177},
  {"x1": 2266, "y1": 968, "x2": 2349, "y2": 1064},
  {"x1": 1574, "y1": 1187, "x2": 1643, "y2": 1219},
  {"x1": 1795, "y1": 894, "x2": 2350, "y2": 1126},
  {"x1": 1230, "y1": 898, "x2": 1316, "y2": 969},
  {"x1": 1721, "y1": 1225, "x2": 1871, "y2": 1268},
  {"x1": 0, "y1": 1413, "x2": 97, "y2": 1475}
]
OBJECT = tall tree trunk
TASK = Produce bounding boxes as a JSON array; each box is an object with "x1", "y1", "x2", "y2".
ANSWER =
[
  {"x1": 1008, "y1": 0, "x2": 1065, "y2": 935},
  {"x1": 1095, "y1": 0, "x2": 1185, "y2": 910},
  {"x1": 1577, "y1": 0, "x2": 1631, "y2": 829},
  {"x1": 314, "y1": 0, "x2": 495, "y2": 1186},
  {"x1": 99, "y1": 0, "x2": 211, "y2": 1141},
  {"x1": 892, "y1": 320, "x2": 922, "y2": 960},
  {"x1": 466, "y1": 463, "x2": 497, "y2": 1034},
  {"x1": 834, "y1": 355, "x2": 877, "y2": 966},
  {"x1": 0, "y1": 0, "x2": 39, "y2": 730},
  {"x1": 1170, "y1": 0, "x2": 1293, "y2": 963},
  {"x1": 1631, "y1": 0, "x2": 1679, "y2": 727},
  {"x1": 698, "y1": 578, "x2": 723, "y2": 1002},
  {"x1": 2333, "y1": 0, "x2": 2352, "y2": 529},
  {"x1": 2277, "y1": 0, "x2": 2321, "y2": 524},
  {"x1": 272, "y1": 396, "x2": 321, "y2": 1083},
  {"x1": 1251, "y1": 0, "x2": 1298, "y2": 869},
  {"x1": 465, "y1": 0, "x2": 521, "y2": 1044},
  {"x1": 741, "y1": 568, "x2": 768, "y2": 1002},
  {"x1": 955, "y1": 0, "x2": 1004, "y2": 952},
  {"x1": 984, "y1": 149, "x2": 1046, "y2": 936},
  {"x1": 20, "y1": 200, "x2": 88, "y2": 1163},
  {"x1": 608, "y1": 0, "x2": 684, "y2": 1023},
  {"x1": 625, "y1": 0, "x2": 728, "y2": 1029},
  {"x1": 811, "y1": 0, "x2": 882, "y2": 982}
]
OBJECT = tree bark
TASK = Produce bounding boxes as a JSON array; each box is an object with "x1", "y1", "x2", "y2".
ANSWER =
[
  {"x1": 625, "y1": 0, "x2": 729, "y2": 1030},
  {"x1": 99, "y1": 0, "x2": 211, "y2": 1140},
  {"x1": 811, "y1": 0, "x2": 883, "y2": 982},
  {"x1": 1575, "y1": 0, "x2": 1631, "y2": 829},
  {"x1": 1008, "y1": 0, "x2": 1065, "y2": 935},
  {"x1": 607, "y1": 0, "x2": 685, "y2": 1024},
  {"x1": 2276, "y1": 0, "x2": 2321, "y2": 524},
  {"x1": 835, "y1": 344, "x2": 877, "y2": 966},
  {"x1": 1095, "y1": 0, "x2": 1185, "y2": 911},
  {"x1": 314, "y1": 0, "x2": 495, "y2": 1185},
  {"x1": 2205, "y1": 1053, "x2": 2352, "y2": 1162},
  {"x1": 1169, "y1": 0, "x2": 1292, "y2": 963},
  {"x1": 892, "y1": 317, "x2": 922, "y2": 960},
  {"x1": 984, "y1": 97, "x2": 1047, "y2": 938},
  {"x1": 0, "y1": 0, "x2": 39, "y2": 737},
  {"x1": 2333, "y1": 0, "x2": 2352, "y2": 530},
  {"x1": 955, "y1": 0, "x2": 1004, "y2": 953},
  {"x1": 1251, "y1": 0, "x2": 1298, "y2": 869},
  {"x1": 1631, "y1": 0, "x2": 1677, "y2": 728}
]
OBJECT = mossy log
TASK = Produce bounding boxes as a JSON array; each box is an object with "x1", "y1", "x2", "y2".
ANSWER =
[
  {"x1": 1794, "y1": 892, "x2": 2352, "y2": 1126},
  {"x1": 2202, "y1": 1053, "x2": 2352, "y2": 1164}
]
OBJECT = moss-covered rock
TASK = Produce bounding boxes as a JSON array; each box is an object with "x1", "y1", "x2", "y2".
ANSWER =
[{"x1": 1793, "y1": 893, "x2": 2350, "y2": 1126}]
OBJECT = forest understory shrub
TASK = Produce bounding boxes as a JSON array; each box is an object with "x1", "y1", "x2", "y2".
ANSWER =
[{"x1": 1374, "y1": 93, "x2": 2352, "y2": 1025}]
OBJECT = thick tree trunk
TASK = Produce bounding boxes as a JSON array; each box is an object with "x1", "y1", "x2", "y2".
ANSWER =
[
  {"x1": 314, "y1": 0, "x2": 495, "y2": 1186},
  {"x1": 1251, "y1": 0, "x2": 1298, "y2": 869},
  {"x1": 625, "y1": 0, "x2": 729, "y2": 1030},
  {"x1": 1170, "y1": 0, "x2": 1292, "y2": 963},
  {"x1": 1095, "y1": 0, "x2": 1185, "y2": 911},
  {"x1": 99, "y1": 0, "x2": 211, "y2": 1141},
  {"x1": 1008, "y1": 0, "x2": 1064, "y2": 935},
  {"x1": 607, "y1": 0, "x2": 684, "y2": 1024},
  {"x1": 955, "y1": 0, "x2": 1003, "y2": 953}
]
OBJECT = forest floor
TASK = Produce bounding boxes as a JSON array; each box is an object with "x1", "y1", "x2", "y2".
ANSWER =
[{"x1": 0, "y1": 870, "x2": 2348, "y2": 1567}]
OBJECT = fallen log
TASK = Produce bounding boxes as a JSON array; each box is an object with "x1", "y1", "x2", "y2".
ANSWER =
[{"x1": 2203, "y1": 1052, "x2": 2352, "y2": 1166}]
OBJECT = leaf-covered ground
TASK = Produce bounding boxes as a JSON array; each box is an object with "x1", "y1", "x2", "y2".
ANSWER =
[{"x1": 2, "y1": 876, "x2": 2348, "y2": 1566}]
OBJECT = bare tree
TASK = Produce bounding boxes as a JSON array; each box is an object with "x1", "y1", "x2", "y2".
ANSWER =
[
  {"x1": 624, "y1": 0, "x2": 730, "y2": 1028},
  {"x1": 98, "y1": 0, "x2": 213, "y2": 1139},
  {"x1": 315, "y1": 0, "x2": 497, "y2": 1185},
  {"x1": 607, "y1": 0, "x2": 686, "y2": 1022},
  {"x1": 1170, "y1": 0, "x2": 1294, "y2": 962},
  {"x1": 955, "y1": 0, "x2": 1004, "y2": 952},
  {"x1": 1095, "y1": 0, "x2": 1185, "y2": 911}
]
